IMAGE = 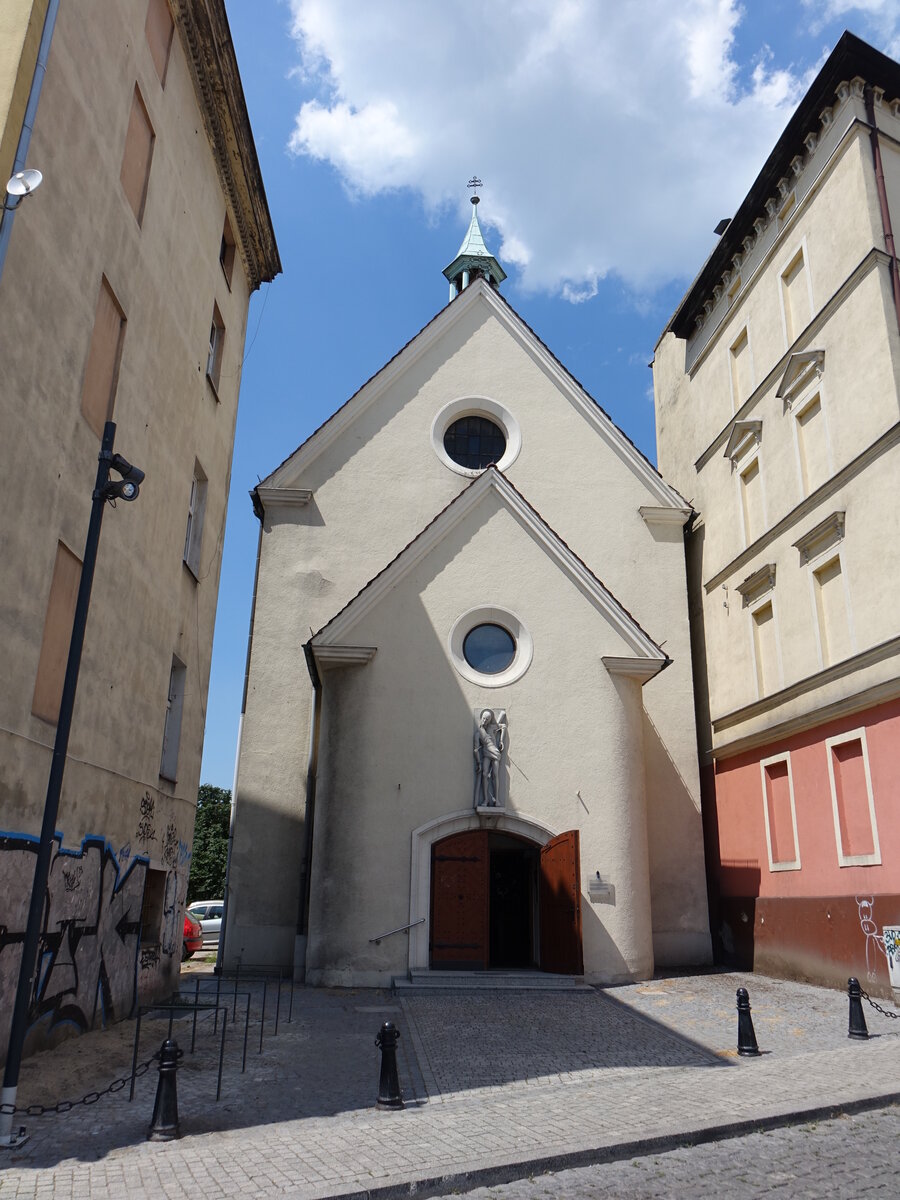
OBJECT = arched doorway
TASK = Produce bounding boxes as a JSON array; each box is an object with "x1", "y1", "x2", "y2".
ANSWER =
[{"x1": 429, "y1": 827, "x2": 583, "y2": 974}]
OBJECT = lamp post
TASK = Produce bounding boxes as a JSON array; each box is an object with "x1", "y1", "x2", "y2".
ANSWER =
[{"x1": 0, "y1": 421, "x2": 144, "y2": 1146}]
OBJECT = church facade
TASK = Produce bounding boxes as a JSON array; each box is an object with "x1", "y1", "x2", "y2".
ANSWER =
[{"x1": 224, "y1": 201, "x2": 711, "y2": 985}]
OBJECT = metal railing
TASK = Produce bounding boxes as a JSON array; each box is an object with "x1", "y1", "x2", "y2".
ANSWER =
[{"x1": 369, "y1": 917, "x2": 425, "y2": 945}]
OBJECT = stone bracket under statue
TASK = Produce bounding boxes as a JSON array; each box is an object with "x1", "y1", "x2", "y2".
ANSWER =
[{"x1": 473, "y1": 707, "x2": 508, "y2": 811}]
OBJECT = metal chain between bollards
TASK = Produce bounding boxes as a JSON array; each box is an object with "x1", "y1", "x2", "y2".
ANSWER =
[
  {"x1": 0, "y1": 1054, "x2": 158, "y2": 1117},
  {"x1": 860, "y1": 987, "x2": 900, "y2": 1020}
]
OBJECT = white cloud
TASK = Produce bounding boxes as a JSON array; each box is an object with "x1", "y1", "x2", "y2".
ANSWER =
[
  {"x1": 802, "y1": 0, "x2": 900, "y2": 57},
  {"x1": 283, "y1": 1, "x2": 875, "y2": 298}
]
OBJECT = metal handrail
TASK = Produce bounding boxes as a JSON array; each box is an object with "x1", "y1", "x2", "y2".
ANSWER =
[{"x1": 369, "y1": 917, "x2": 425, "y2": 945}]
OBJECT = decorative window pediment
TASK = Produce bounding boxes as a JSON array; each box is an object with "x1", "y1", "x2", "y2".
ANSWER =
[
  {"x1": 776, "y1": 349, "x2": 824, "y2": 411},
  {"x1": 792, "y1": 510, "x2": 845, "y2": 564},
  {"x1": 736, "y1": 563, "x2": 776, "y2": 608},
  {"x1": 724, "y1": 420, "x2": 762, "y2": 466}
]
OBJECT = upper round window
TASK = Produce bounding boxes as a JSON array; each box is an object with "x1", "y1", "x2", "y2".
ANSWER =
[
  {"x1": 462, "y1": 623, "x2": 516, "y2": 674},
  {"x1": 443, "y1": 416, "x2": 506, "y2": 471},
  {"x1": 431, "y1": 398, "x2": 521, "y2": 478}
]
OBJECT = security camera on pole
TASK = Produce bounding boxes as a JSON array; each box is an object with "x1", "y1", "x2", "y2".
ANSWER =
[{"x1": 0, "y1": 421, "x2": 145, "y2": 1148}]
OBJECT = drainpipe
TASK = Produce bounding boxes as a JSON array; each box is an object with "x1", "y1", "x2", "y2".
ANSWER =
[
  {"x1": 864, "y1": 85, "x2": 900, "y2": 338},
  {"x1": 0, "y1": 0, "x2": 59, "y2": 283},
  {"x1": 299, "y1": 643, "x2": 322, "y2": 953}
]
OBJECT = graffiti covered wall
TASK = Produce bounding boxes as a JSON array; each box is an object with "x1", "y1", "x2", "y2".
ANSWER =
[{"x1": 0, "y1": 828, "x2": 186, "y2": 1061}]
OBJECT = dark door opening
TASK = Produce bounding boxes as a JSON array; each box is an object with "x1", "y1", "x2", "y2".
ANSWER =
[
  {"x1": 430, "y1": 828, "x2": 582, "y2": 973},
  {"x1": 489, "y1": 838, "x2": 538, "y2": 968}
]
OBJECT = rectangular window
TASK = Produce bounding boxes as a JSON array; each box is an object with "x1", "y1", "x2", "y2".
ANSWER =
[
  {"x1": 219, "y1": 214, "x2": 236, "y2": 288},
  {"x1": 206, "y1": 303, "x2": 225, "y2": 392},
  {"x1": 120, "y1": 85, "x2": 155, "y2": 225},
  {"x1": 796, "y1": 393, "x2": 828, "y2": 495},
  {"x1": 730, "y1": 328, "x2": 752, "y2": 410},
  {"x1": 751, "y1": 600, "x2": 779, "y2": 697},
  {"x1": 760, "y1": 754, "x2": 800, "y2": 871},
  {"x1": 140, "y1": 867, "x2": 167, "y2": 944},
  {"x1": 32, "y1": 543, "x2": 82, "y2": 724},
  {"x1": 781, "y1": 248, "x2": 811, "y2": 345},
  {"x1": 183, "y1": 462, "x2": 208, "y2": 577},
  {"x1": 813, "y1": 555, "x2": 852, "y2": 666},
  {"x1": 740, "y1": 456, "x2": 763, "y2": 543},
  {"x1": 826, "y1": 730, "x2": 880, "y2": 866},
  {"x1": 159, "y1": 656, "x2": 186, "y2": 782},
  {"x1": 81, "y1": 276, "x2": 126, "y2": 438},
  {"x1": 144, "y1": 0, "x2": 174, "y2": 85}
]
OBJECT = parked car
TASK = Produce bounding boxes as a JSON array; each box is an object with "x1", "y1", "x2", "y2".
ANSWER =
[
  {"x1": 183, "y1": 912, "x2": 203, "y2": 961},
  {"x1": 187, "y1": 900, "x2": 224, "y2": 947}
]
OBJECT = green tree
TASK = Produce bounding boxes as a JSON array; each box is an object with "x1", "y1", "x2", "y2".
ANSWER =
[{"x1": 187, "y1": 784, "x2": 231, "y2": 903}]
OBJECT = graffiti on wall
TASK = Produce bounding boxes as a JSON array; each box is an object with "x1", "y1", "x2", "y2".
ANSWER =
[{"x1": 0, "y1": 833, "x2": 148, "y2": 1047}]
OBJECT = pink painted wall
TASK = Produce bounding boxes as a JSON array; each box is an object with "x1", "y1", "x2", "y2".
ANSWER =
[{"x1": 713, "y1": 696, "x2": 900, "y2": 899}]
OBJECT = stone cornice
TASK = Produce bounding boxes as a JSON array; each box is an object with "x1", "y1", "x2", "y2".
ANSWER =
[
  {"x1": 736, "y1": 564, "x2": 776, "y2": 607},
  {"x1": 792, "y1": 510, "x2": 845, "y2": 564},
  {"x1": 703, "y1": 420, "x2": 900, "y2": 593},
  {"x1": 694, "y1": 249, "x2": 887, "y2": 472},
  {"x1": 710, "y1": 634, "x2": 900, "y2": 746},
  {"x1": 172, "y1": 0, "x2": 280, "y2": 292},
  {"x1": 668, "y1": 33, "x2": 900, "y2": 340}
]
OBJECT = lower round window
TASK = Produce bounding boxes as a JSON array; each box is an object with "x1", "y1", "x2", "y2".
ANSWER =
[
  {"x1": 443, "y1": 416, "x2": 506, "y2": 470},
  {"x1": 449, "y1": 607, "x2": 533, "y2": 688},
  {"x1": 463, "y1": 623, "x2": 515, "y2": 674}
]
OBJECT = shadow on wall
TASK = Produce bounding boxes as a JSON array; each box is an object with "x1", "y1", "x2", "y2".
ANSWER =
[
  {"x1": 221, "y1": 792, "x2": 307, "y2": 972},
  {"x1": 642, "y1": 710, "x2": 709, "y2": 960}
]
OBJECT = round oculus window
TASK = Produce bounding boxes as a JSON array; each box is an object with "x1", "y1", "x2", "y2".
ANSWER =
[
  {"x1": 462, "y1": 623, "x2": 516, "y2": 675},
  {"x1": 443, "y1": 415, "x2": 506, "y2": 471}
]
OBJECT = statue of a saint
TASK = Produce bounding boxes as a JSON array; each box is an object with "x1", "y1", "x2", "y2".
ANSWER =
[{"x1": 473, "y1": 709, "x2": 506, "y2": 808}]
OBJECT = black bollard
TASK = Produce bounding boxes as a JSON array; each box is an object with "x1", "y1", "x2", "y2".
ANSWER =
[
  {"x1": 848, "y1": 977, "x2": 869, "y2": 1040},
  {"x1": 375, "y1": 1021, "x2": 403, "y2": 1110},
  {"x1": 736, "y1": 987, "x2": 761, "y2": 1056},
  {"x1": 148, "y1": 1038, "x2": 181, "y2": 1141}
]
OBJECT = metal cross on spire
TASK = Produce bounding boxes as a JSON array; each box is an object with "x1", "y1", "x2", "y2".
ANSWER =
[{"x1": 467, "y1": 175, "x2": 482, "y2": 204}]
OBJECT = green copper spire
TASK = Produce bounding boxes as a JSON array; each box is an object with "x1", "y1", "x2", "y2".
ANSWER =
[{"x1": 443, "y1": 177, "x2": 506, "y2": 300}]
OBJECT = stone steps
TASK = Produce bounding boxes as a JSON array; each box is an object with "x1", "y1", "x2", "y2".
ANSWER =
[{"x1": 392, "y1": 970, "x2": 594, "y2": 992}]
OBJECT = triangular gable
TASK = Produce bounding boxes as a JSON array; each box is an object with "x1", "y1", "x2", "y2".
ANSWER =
[
  {"x1": 309, "y1": 467, "x2": 669, "y2": 673},
  {"x1": 260, "y1": 279, "x2": 687, "y2": 511}
]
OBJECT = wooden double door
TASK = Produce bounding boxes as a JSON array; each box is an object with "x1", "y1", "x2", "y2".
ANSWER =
[{"x1": 430, "y1": 828, "x2": 583, "y2": 974}]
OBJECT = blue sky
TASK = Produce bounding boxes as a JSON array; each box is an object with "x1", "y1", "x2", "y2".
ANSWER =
[{"x1": 200, "y1": 0, "x2": 900, "y2": 787}]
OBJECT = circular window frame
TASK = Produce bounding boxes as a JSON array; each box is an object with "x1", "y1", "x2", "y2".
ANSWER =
[
  {"x1": 449, "y1": 606, "x2": 533, "y2": 688},
  {"x1": 431, "y1": 397, "x2": 521, "y2": 478}
]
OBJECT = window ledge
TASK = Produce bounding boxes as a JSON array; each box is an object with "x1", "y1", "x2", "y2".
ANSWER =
[
  {"x1": 205, "y1": 371, "x2": 221, "y2": 403},
  {"x1": 183, "y1": 558, "x2": 200, "y2": 583}
]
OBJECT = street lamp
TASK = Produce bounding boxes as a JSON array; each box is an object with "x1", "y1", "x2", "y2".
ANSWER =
[{"x1": 0, "y1": 421, "x2": 145, "y2": 1147}]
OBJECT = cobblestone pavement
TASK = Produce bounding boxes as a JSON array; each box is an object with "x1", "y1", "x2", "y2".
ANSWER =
[
  {"x1": 458, "y1": 1104, "x2": 900, "y2": 1198},
  {"x1": 0, "y1": 970, "x2": 898, "y2": 1199}
]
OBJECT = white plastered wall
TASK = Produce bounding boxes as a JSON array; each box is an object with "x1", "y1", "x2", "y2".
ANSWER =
[
  {"x1": 229, "y1": 288, "x2": 711, "y2": 973},
  {"x1": 305, "y1": 495, "x2": 655, "y2": 986}
]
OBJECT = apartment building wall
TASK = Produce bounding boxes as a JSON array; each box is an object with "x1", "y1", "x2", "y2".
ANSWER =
[
  {"x1": 653, "y1": 35, "x2": 900, "y2": 995},
  {"x1": 0, "y1": 0, "x2": 278, "y2": 1061}
]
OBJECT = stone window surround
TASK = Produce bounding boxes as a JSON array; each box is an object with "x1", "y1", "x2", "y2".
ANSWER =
[
  {"x1": 431, "y1": 396, "x2": 521, "y2": 478},
  {"x1": 825, "y1": 726, "x2": 881, "y2": 868},
  {"x1": 759, "y1": 751, "x2": 801, "y2": 872},
  {"x1": 777, "y1": 235, "x2": 815, "y2": 352},
  {"x1": 448, "y1": 605, "x2": 533, "y2": 688},
  {"x1": 747, "y1": 590, "x2": 783, "y2": 701}
]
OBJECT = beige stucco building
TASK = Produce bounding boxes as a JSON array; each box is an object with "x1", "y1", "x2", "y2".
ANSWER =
[
  {"x1": 0, "y1": 0, "x2": 279, "y2": 1061},
  {"x1": 654, "y1": 33, "x2": 900, "y2": 993},
  {"x1": 226, "y1": 201, "x2": 711, "y2": 987}
]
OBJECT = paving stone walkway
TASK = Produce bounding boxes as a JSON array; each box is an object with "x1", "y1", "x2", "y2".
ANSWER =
[{"x1": 0, "y1": 969, "x2": 898, "y2": 1198}]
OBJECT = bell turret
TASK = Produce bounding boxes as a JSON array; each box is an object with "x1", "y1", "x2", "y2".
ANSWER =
[{"x1": 443, "y1": 177, "x2": 506, "y2": 301}]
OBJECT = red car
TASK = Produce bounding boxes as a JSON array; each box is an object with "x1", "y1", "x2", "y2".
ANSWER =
[{"x1": 182, "y1": 911, "x2": 203, "y2": 960}]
